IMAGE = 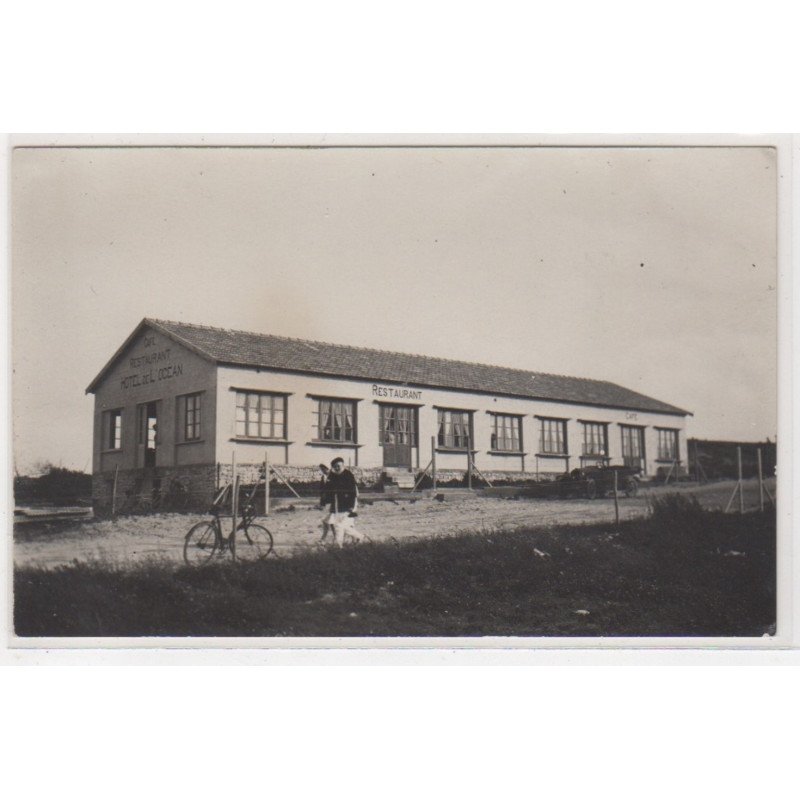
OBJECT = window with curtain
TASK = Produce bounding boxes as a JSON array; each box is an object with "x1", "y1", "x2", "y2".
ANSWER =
[
  {"x1": 437, "y1": 409, "x2": 472, "y2": 449},
  {"x1": 657, "y1": 428, "x2": 679, "y2": 460},
  {"x1": 380, "y1": 405, "x2": 417, "y2": 445},
  {"x1": 314, "y1": 398, "x2": 356, "y2": 443},
  {"x1": 539, "y1": 417, "x2": 567, "y2": 455},
  {"x1": 490, "y1": 414, "x2": 522, "y2": 452},
  {"x1": 620, "y1": 425, "x2": 645, "y2": 467},
  {"x1": 581, "y1": 422, "x2": 608, "y2": 457}
]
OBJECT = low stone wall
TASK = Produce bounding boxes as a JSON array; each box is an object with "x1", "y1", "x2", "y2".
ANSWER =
[
  {"x1": 415, "y1": 469, "x2": 560, "y2": 488},
  {"x1": 92, "y1": 462, "x2": 566, "y2": 515},
  {"x1": 217, "y1": 463, "x2": 385, "y2": 490},
  {"x1": 93, "y1": 463, "x2": 390, "y2": 514}
]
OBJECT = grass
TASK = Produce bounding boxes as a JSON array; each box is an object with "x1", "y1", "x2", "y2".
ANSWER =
[{"x1": 14, "y1": 505, "x2": 776, "y2": 637}]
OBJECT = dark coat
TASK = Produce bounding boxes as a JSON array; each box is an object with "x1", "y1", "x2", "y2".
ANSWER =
[{"x1": 320, "y1": 469, "x2": 358, "y2": 512}]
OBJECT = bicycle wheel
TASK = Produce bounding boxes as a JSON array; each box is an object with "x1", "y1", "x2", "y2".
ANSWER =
[
  {"x1": 184, "y1": 521, "x2": 220, "y2": 566},
  {"x1": 234, "y1": 523, "x2": 274, "y2": 561}
]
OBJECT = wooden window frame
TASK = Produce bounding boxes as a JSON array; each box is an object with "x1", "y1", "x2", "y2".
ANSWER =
[
  {"x1": 619, "y1": 424, "x2": 647, "y2": 468},
  {"x1": 235, "y1": 391, "x2": 288, "y2": 441},
  {"x1": 580, "y1": 421, "x2": 609, "y2": 458},
  {"x1": 106, "y1": 408, "x2": 123, "y2": 451},
  {"x1": 379, "y1": 404, "x2": 418, "y2": 448},
  {"x1": 183, "y1": 392, "x2": 202, "y2": 442},
  {"x1": 537, "y1": 416, "x2": 568, "y2": 456},
  {"x1": 655, "y1": 427, "x2": 680, "y2": 461},
  {"x1": 489, "y1": 412, "x2": 523, "y2": 453},
  {"x1": 436, "y1": 408, "x2": 474, "y2": 451},
  {"x1": 313, "y1": 397, "x2": 358, "y2": 445}
]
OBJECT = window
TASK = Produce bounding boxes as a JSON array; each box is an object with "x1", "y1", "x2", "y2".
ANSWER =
[
  {"x1": 657, "y1": 428, "x2": 679, "y2": 461},
  {"x1": 380, "y1": 405, "x2": 417, "y2": 446},
  {"x1": 184, "y1": 393, "x2": 202, "y2": 441},
  {"x1": 539, "y1": 417, "x2": 567, "y2": 455},
  {"x1": 236, "y1": 392, "x2": 286, "y2": 439},
  {"x1": 582, "y1": 422, "x2": 608, "y2": 457},
  {"x1": 314, "y1": 398, "x2": 356, "y2": 443},
  {"x1": 106, "y1": 409, "x2": 122, "y2": 450},
  {"x1": 490, "y1": 414, "x2": 522, "y2": 452},
  {"x1": 437, "y1": 409, "x2": 472, "y2": 449},
  {"x1": 620, "y1": 425, "x2": 645, "y2": 468}
]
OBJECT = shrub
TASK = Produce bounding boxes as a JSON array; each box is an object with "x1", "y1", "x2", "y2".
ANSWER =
[
  {"x1": 14, "y1": 464, "x2": 92, "y2": 505},
  {"x1": 648, "y1": 492, "x2": 705, "y2": 521}
]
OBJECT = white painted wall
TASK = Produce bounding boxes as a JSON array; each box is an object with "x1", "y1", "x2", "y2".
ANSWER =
[{"x1": 215, "y1": 366, "x2": 688, "y2": 475}]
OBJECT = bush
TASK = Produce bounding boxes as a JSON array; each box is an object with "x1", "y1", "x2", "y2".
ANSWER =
[
  {"x1": 14, "y1": 464, "x2": 92, "y2": 506},
  {"x1": 648, "y1": 492, "x2": 704, "y2": 520},
  {"x1": 646, "y1": 493, "x2": 709, "y2": 540}
]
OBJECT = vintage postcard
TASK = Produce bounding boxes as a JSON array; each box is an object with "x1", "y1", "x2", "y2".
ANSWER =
[{"x1": 6, "y1": 135, "x2": 788, "y2": 649}]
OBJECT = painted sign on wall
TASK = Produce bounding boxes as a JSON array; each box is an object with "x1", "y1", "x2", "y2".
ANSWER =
[
  {"x1": 372, "y1": 384, "x2": 422, "y2": 401},
  {"x1": 120, "y1": 336, "x2": 184, "y2": 390}
]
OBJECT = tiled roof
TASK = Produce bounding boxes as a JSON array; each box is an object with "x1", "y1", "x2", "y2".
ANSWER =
[{"x1": 118, "y1": 318, "x2": 690, "y2": 415}]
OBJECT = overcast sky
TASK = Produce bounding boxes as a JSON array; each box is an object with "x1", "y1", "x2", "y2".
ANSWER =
[{"x1": 11, "y1": 145, "x2": 777, "y2": 473}]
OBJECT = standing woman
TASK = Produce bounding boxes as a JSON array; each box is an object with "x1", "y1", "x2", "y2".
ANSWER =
[{"x1": 319, "y1": 457, "x2": 364, "y2": 547}]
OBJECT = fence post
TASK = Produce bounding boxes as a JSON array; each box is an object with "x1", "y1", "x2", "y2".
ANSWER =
[
  {"x1": 231, "y1": 474, "x2": 239, "y2": 544},
  {"x1": 466, "y1": 434, "x2": 472, "y2": 490},
  {"x1": 613, "y1": 468, "x2": 620, "y2": 527},
  {"x1": 264, "y1": 449, "x2": 270, "y2": 516},
  {"x1": 412, "y1": 459, "x2": 434, "y2": 492},
  {"x1": 738, "y1": 446, "x2": 744, "y2": 515},
  {"x1": 231, "y1": 451, "x2": 237, "y2": 521},
  {"x1": 757, "y1": 448, "x2": 764, "y2": 513},
  {"x1": 431, "y1": 436, "x2": 437, "y2": 492},
  {"x1": 111, "y1": 464, "x2": 119, "y2": 517},
  {"x1": 694, "y1": 440, "x2": 700, "y2": 484}
]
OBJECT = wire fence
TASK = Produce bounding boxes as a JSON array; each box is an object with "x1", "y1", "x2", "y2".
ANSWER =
[
  {"x1": 690, "y1": 438, "x2": 776, "y2": 482},
  {"x1": 109, "y1": 438, "x2": 778, "y2": 519}
]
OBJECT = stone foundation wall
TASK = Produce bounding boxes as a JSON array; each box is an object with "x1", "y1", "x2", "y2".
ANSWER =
[
  {"x1": 216, "y1": 463, "x2": 386, "y2": 490},
  {"x1": 415, "y1": 469, "x2": 557, "y2": 487},
  {"x1": 93, "y1": 462, "x2": 390, "y2": 514},
  {"x1": 92, "y1": 464, "x2": 219, "y2": 516},
  {"x1": 93, "y1": 463, "x2": 567, "y2": 515}
]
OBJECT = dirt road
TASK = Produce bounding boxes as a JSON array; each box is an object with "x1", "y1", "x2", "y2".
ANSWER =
[{"x1": 13, "y1": 478, "x2": 774, "y2": 569}]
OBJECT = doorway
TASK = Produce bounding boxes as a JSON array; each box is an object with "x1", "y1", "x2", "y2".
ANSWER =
[
  {"x1": 620, "y1": 424, "x2": 646, "y2": 473},
  {"x1": 380, "y1": 404, "x2": 416, "y2": 468},
  {"x1": 137, "y1": 401, "x2": 159, "y2": 468}
]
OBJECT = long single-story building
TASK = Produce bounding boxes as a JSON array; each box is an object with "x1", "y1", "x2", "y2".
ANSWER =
[{"x1": 87, "y1": 318, "x2": 691, "y2": 510}]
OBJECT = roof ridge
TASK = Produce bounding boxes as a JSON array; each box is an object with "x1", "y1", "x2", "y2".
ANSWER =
[{"x1": 148, "y1": 317, "x2": 609, "y2": 386}]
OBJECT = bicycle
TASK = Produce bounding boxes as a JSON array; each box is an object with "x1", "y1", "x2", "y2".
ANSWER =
[{"x1": 183, "y1": 479, "x2": 274, "y2": 566}]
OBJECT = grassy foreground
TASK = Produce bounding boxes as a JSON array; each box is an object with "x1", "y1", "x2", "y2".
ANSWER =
[{"x1": 14, "y1": 507, "x2": 775, "y2": 637}]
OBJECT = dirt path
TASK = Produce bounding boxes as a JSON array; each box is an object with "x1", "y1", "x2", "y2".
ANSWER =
[{"x1": 13, "y1": 478, "x2": 774, "y2": 569}]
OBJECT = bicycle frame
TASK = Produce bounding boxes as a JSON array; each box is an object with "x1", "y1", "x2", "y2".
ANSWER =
[
  {"x1": 209, "y1": 477, "x2": 261, "y2": 535},
  {"x1": 184, "y1": 472, "x2": 271, "y2": 564}
]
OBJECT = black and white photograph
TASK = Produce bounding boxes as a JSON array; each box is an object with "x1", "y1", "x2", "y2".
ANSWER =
[{"x1": 10, "y1": 139, "x2": 780, "y2": 640}]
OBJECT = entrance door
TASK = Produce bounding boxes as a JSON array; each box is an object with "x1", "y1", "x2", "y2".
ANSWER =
[
  {"x1": 620, "y1": 425, "x2": 645, "y2": 473},
  {"x1": 137, "y1": 401, "x2": 159, "y2": 468},
  {"x1": 380, "y1": 405, "x2": 416, "y2": 468}
]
